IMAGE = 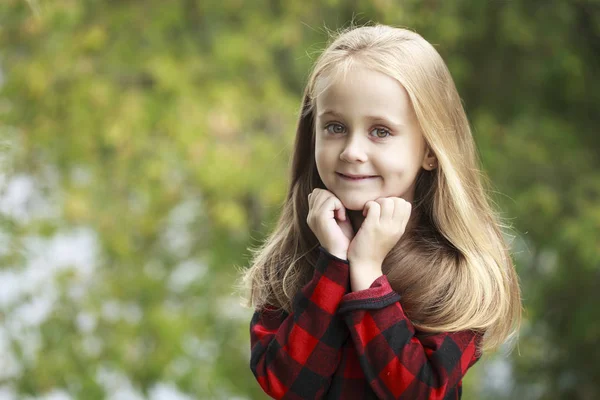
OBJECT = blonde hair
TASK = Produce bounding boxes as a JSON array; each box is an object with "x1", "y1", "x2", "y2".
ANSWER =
[{"x1": 241, "y1": 24, "x2": 522, "y2": 353}]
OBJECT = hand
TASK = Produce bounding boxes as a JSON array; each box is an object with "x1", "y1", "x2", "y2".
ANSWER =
[
  {"x1": 347, "y1": 197, "x2": 412, "y2": 269},
  {"x1": 307, "y1": 189, "x2": 355, "y2": 260}
]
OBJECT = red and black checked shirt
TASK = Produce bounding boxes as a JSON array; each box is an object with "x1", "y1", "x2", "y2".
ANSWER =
[{"x1": 250, "y1": 247, "x2": 483, "y2": 399}]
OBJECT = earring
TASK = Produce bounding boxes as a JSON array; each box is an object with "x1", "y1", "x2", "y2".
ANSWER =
[{"x1": 429, "y1": 163, "x2": 433, "y2": 167}]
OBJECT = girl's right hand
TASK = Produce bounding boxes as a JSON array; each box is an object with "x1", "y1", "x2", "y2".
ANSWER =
[{"x1": 306, "y1": 189, "x2": 355, "y2": 260}]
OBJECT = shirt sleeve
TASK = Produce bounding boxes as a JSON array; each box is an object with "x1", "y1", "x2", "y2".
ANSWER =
[
  {"x1": 249, "y1": 247, "x2": 351, "y2": 399},
  {"x1": 338, "y1": 274, "x2": 483, "y2": 400}
]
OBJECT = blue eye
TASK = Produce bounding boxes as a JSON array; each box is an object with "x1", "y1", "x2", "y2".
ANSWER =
[
  {"x1": 325, "y1": 123, "x2": 345, "y2": 134},
  {"x1": 370, "y1": 127, "x2": 391, "y2": 139}
]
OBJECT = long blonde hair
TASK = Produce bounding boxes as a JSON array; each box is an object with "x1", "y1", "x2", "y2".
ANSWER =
[{"x1": 241, "y1": 24, "x2": 522, "y2": 353}]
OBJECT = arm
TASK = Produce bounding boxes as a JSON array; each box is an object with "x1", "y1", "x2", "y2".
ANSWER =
[
  {"x1": 338, "y1": 274, "x2": 483, "y2": 400},
  {"x1": 249, "y1": 247, "x2": 351, "y2": 399}
]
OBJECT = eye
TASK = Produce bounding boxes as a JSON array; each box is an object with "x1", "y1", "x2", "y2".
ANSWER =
[
  {"x1": 370, "y1": 127, "x2": 391, "y2": 139},
  {"x1": 325, "y1": 123, "x2": 346, "y2": 135}
]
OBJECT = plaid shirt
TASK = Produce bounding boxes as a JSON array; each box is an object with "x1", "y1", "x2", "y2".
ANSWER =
[{"x1": 250, "y1": 247, "x2": 483, "y2": 399}]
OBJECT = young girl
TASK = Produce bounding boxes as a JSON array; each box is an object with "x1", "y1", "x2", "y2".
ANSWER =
[{"x1": 242, "y1": 24, "x2": 522, "y2": 399}]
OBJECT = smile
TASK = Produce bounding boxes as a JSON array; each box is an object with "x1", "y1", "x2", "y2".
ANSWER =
[{"x1": 336, "y1": 172, "x2": 379, "y2": 181}]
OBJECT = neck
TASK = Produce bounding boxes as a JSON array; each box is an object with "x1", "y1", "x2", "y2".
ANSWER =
[{"x1": 348, "y1": 210, "x2": 365, "y2": 233}]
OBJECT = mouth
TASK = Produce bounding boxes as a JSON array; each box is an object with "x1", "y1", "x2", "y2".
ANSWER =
[{"x1": 336, "y1": 172, "x2": 379, "y2": 181}]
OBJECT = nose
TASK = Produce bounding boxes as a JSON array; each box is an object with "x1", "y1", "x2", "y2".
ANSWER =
[{"x1": 339, "y1": 134, "x2": 368, "y2": 163}]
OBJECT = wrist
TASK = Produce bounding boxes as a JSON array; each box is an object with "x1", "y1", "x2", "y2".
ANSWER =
[
  {"x1": 323, "y1": 246, "x2": 348, "y2": 261},
  {"x1": 349, "y1": 262, "x2": 383, "y2": 292},
  {"x1": 348, "y1": 257, "x2": 383, "y2": 271}
]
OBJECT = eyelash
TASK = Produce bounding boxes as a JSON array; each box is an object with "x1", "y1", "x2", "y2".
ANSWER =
[{"x1": 323, "y1": 123, "x2": 392, "y2": 139}]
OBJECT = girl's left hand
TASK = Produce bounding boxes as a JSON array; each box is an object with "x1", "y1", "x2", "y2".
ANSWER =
[{"x1": 347, "y1": 197, "x2": 412, "y2": 270}]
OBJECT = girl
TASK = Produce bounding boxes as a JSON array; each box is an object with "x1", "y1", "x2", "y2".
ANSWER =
[{"x1": 242, "y1": 24, "x2": 522, "y2": 399}]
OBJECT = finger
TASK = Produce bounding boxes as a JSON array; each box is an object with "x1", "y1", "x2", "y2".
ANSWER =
[
  {"x1": 393, "y1": 198, "x2": 411, "y2": 225},
  {"x1": 322, "y1": 195, "x2": 343, "y2": 215},
  {"x1": 363, "y1": 200, "x2": 381, "y2": 221},
  {"x1": 312, "y1": 189, "x2": 337, "y2": 208},
  {"x1": 311, "y1": 189, "x2": 331, "y2": 211},
  {"x1": 404, "y1": 201, "x2": 413, "y2": 224},
  {"x1": 391, "y1": 198, "x2": 405, "y2": 219},
  {"x1": 377, "y1": 198, "x2": 394, "y2": 221},
  {"x1": 336, "y1": 206, "x2": 346, "y2": 221},
  {"x1": 316, "y1": 196, "x2": 343, "y2": 223}
]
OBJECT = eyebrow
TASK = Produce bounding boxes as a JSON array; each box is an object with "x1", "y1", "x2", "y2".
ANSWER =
[{"x1": 317, "y1": 110, "x2": 404, "y2": 127}]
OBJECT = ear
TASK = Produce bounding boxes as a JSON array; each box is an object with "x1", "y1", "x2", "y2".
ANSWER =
[{"x1": 421, "y1": 146, "x2": 437, "y2": 171}]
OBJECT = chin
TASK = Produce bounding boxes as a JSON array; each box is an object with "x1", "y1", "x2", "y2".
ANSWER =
[{"x1": 337, "y1": 195, "x2": 371, "y2": 211}]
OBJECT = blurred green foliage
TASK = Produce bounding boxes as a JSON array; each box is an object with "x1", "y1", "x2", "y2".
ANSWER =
[{"x1": 0, "y1": 0, "x2": 598, "y2": 399}]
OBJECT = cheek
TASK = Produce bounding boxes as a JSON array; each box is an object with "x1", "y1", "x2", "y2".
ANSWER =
[
  {"x1": 315, "y1": 145, "x2": 333, "y2": 171},
  {"x1": 377, "y1": 153, "x2": 406, "y2": 176},
  {"x1": 379, "y1": 144, "x2": 420, "y2": 174},
  {"x1": 314, "y1": 151, "x2": 329, "y2": 183},
  {"x1": 314, "y1": 149, "x2": 324, "y2": 173}
]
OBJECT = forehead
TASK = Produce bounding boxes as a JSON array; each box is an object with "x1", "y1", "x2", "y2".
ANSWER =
[{"x1": 313, "y1": 66, "x2": 412, "y2": 119}]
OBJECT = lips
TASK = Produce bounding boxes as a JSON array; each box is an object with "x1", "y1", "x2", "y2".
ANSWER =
[{"x1": 336, "y1": 172, "x2": 378, "y2": 180}]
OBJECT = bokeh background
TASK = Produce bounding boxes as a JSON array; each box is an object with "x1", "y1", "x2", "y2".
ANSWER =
[{"x1": 0, "y1": 0, "x2": 599, "y2": 399}]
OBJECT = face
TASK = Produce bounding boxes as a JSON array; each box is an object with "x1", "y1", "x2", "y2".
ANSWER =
[{"x1": 314, "y1": 65, "x2": 432, "y2": 211}]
